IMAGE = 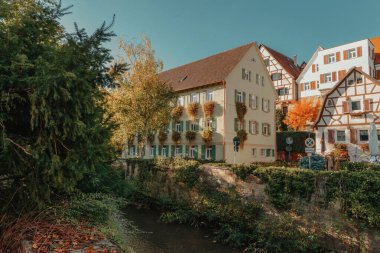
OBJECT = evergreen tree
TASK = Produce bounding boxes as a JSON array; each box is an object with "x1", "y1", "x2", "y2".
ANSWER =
[{"x1": 0, "y1": 0, "x2": 116, "y2": 211}]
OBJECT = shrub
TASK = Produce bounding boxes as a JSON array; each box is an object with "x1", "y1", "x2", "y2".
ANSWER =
[
  {"x1": 236, "y1": 102, "x2": 247, "y2": 121},
  {"x1": 203, "y1": 101, "x2": 215, "y2": 119},
  {"x1": 340, "y1": 162, "x2": 380, "y2": 171},
  {"x1": 232, "y1": 164, "x2": 257, "y2": 180},
  {"x1": 186, "y1": 102, "x2": 199, "y2": 120},
  {"x1": 158, "y1": 130, "x2": 168, "y2": 145},
  {"x1": 201, "y1": 127, "x2": 213, "y2": 144},
  {"x1": 299, "y1": 154, "x2": 326, "y2": 170},
  {"x1": 171, "y1": 105, "x2": 183, "y2": 120},
  {"x1": 172, "y1": 131, "x2": 181, "y2": 143},
  {"x1": 185, "y1": 131, "x2": 196, "y2": 142}
]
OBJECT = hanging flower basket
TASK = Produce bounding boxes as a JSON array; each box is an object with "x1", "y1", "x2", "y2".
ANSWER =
[
  {"x1": 171, "y1": 105, "x2": 183, "y2": 120},
  {"x1": 201, "y1": 127, "x2": 213, "y2": 144},
  {"x1": 236, "y1": 102, "x2": 247, "y2": 122},
  {"x1": 147, "y1": 132, "x2": 155, "y2": 144},
  {"x1": 186, "y1": 102, "x2": 199, "y2": 120},
  {"x1": 185, "y1": 131, "x2": 196, "y2": 142},
  {"x1": 203, "y1": 101, "x2": 215, "y2": 119},
  {"x1": 158, "y1": 131, "x2": 168, "y2": 145},
  {"x1": 237, "y1": 129, "x2": 247, "y2": 148},
  {"x1": 172, "y1": 131, "x2": 181, "y2": 143}
]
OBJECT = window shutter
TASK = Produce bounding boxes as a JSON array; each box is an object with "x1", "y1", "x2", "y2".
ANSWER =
[
  {"x1": 343, "y1": 50, "x2": 348, "y2": 60},
  {"x1": 324, "y1": 55, "x2": 328, "y2": 64},
  {"x1": 350, "y1": 129, "x2": 357, "y2": 144},
  {"x1": 332, "y1": 72, "x2": 337, "y2": 82},
  {"x1": 255, "y1": 122, "x2": 259, "y2": 134},
  {"x1": 201, "y1": 145, "x2": 205, "y2": 160},
  {"x1": 249, "y1": 94, "x2": 252, "y2": 108},
  {"x1": 311, "y1": 81, "x2": 316, "y2": 90},
  {"x1": 196, "y1": 119, "x2": 200, "y2": 131},
  {"x1": 234, "y1": 118, "x2": 238, "y2": 131},
  {"x1": 235, "y1": 89, "x2": 238, "y2": 103},
  {"x1": 185, "y1": 145, "x2": 189, "y2": 157},
  {"x1": 338, "y1": 70, "x2": 346, "y2": 80},
  {"x1": 158, "y1": 145, "x2": 161, "y2": 156},
  {"x1": 180, "y1": 145, "x2": 183, "y2": 156},
  {"x1": 242, "y1": 68, "x2": 246, "y2": 79},
  {"x1": 211, "y1": 145, "x2": 216, "y2": 160},
  {"x1": 342, "y1": 101, "x2": 349, "y2": 113},
  {"x1": 300, "y1": 83, "x2": 304, "y2": 91},
  {"x1": 312, "y1": 64, "x2": 316, "y2": 73},
  {"x1": 180, "y1": 121, "x2": 183, "y2": 132},
  {"x1": 320, "y1": 74, "x2": 325, "y2": 83},
  {"x1": 243, "y1": 92, "x2": 246, "y2": 104},
  {"x1": 249, "y1": 120, "x2": 252, "y2": 134},
  {"x1": 171, "y1": 145, "x2": 175, "y2": 157},
  {"x1": 268, "y1": 124, "x2": 271, "y2": 135},
  {"x1": 327, "y1": 130, "x2": 335, "y2": 144},
  {"x1": 195, "y1": 145, "x2": 198, "y2": 159},
  {"x1": 186, "y1": 120, "x2": 190, "y2": 131},
  {"x1": 152, "y1": 145, "x2": 156, "y2": 157},
  {"x1": 364, "y1": 98, "x2": 371, "y2": 112},
  {"x1": 212, "y1": 117, "x2": 217, "y2": 131},
  {"x1": 336, "y1": 52, "x2": 341, "y2": 61},
  {"x1": 357, "y1": 47, "x2": 362, "y2": 57}
]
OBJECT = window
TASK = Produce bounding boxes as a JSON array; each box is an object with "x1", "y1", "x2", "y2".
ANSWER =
[
  {"x1": 271, "y1": 149, "x2": 275, "y2": 157},
  {"x1": 351, "y1": 101, "x2": 361, "y2": 111},
  {"x1": 316, "y1": 64, "x2": 319, "y2": 71},
  {"x1": 252, "y1": 148, "x2": 256, "y2": 156},
  {"x1": 190, "y1": 121, "x2": 198, "y2": 131},
  {"x1": 347, "y1": 79, "x2": 354, "y2": 86},
  {"x1": 317, "y1": 81, "x2": 320, "y2": 89},
  {"x1": 377, "y1": 130, "x2": 380, "y2": 141},
  {"x1": 282, "y1": 106, "x2": 288, "y2": 115},
  {"x1": 191, "y1": 93, "x2": 199, "y2": 103},
  {"x1": 262, "y1": 99, "x2": 270, "y2": 112},
  {"x1": 327, "y1": 53, "x2": 335, "y2": 63},
  {"x1": 242, "y1": 68, "x2": 251, "y2": 81},
  {"x1": 250, "y1": 121, "x2": 258, "y2": 134},
  {"x1": 251, "y1": 95, "x2": 258, "y2": 109},
  {"x1": 327, "y1": 99, "x2": 333, "y2": 106},
  {"x1": 206, "y1": 91, "x2": 214, "y2": 101},
  {"x1": 264, "y1": 58, "x2": 270, "y2": 66},
  {"x1": 271, "y1": 73, "x2": 282, "y2": 81},
  {"x1": 356, "y1": 75, "x2": 363, "y2": 84},
  {"x1": 304, "y1": 82, "x2": 310, "y2": 90},
  {"x1": 265, "y1": 149, "x2": 271, "y2": 157},
  {"x1": 206, "y1": 147, "x2": 212, "y2": 160},
  {"x1": 359, "y1": 130, "x2": 369, "y2": 142},
  {"x1": 256, "y1": 74, "x2": 259, "y2": 84},
  {"x1": 162, "y1": 146, "x2": 167, "y2": 157},
  {"x1": 178, "y1": 96, "x2": 184, "y2": 106},
  {"x1": 277, "y1": 87, "x2": 289, "y2": 96},
  {"x1": 150, "y1": 147, "x2": 154, "y2": 157},
  {"x1": 262, "y1": 123, "x2": 271, "y2": 136},
  {"x1": 261, "y1": 149, "x2": 265, "y2": 156},
  {"x1": 176, "y1": 122, "x2": 182, "y2": 132},
  {"x1": 324, "y1": 73, "x2": 332, "y2": 82},
  {"x1": 336, "y1": 130, "x2": 346, "y2": 142},
  {"x1": 190, "y1": 146, "x2": 197, "y2": 158},
  {"x1": 348, "y1": 48, "x2": 356, "y2": 59},
  {"x1": 261, "y1": 76, "x2": 264, "y2": 86},
  {"x1": 236, "y1": 91, "x2": 243, "y2": 102},
  {"x1": 175, "y1": 146, "x2": 181, "y2": 156}
]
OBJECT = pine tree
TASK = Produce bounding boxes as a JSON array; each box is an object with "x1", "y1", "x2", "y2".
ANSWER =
[{"x1": 0, "y1": 0, "x2": 116, "y2": 210}]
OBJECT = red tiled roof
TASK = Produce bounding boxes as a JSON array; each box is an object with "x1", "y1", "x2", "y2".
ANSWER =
[
  {"x1": 159, "y1": 42, "x2": 255, "y2": 91},
  {"x1": 370, "y1": 36, "x2": 380, "y2": 64},
  {"x1": 261, "y1": 45, "x2": 301, "y2": 78}
]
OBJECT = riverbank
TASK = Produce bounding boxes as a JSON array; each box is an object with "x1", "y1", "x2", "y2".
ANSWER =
[{"x1": 122, "y1": 157, "x2": 380, "y2": 253}]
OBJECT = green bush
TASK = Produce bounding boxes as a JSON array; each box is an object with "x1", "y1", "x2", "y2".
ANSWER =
[
  {"x1": 299, "y1": 154, "x2": 326, "y2": 170},
  {"x1": 232, "y1": 164, "x2": 257, "y2": 180},
  {"x1": 340, "y1": 162, "x2": 380, "y2": 171}
]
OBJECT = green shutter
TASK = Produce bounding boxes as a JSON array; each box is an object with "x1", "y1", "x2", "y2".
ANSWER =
[
  {"x1": 243, "y1": 92, "x2": 246, "y2": 104},
  {"x1": 249, "y1": 94, "x2": 252, "y2": 108},
  {"x1": 201, "y1": 145, "x2": 205, "y2": 160},
  {"x1": 171, "y1": 145, "x2": 175, "y2": 157},
  {"x1": 234, "y1": 118, "x2": 238, "y2": 132},
  {"x1": 152, "y1": 145, "x2": 156, "y2": 157},
  {"x1": 180, "y1": 121, "x2": 183, "y2": 132},
  {"x1": 195, "y1": 145, "x2": 199, "y2": 159},
  {"x1": 235, "y1": 89, "x2": 238, "y2": 103},
  {"x1": 158, "y1": 145, "x2": 161, "y2": 156},
  {"x1": 185, "y1": 145, "x2": 189, "y2": 157},
  {"x1": 165, "y1": 145, "x2": 169, "y2": 157},
  {"x1": 212, "y1": 117, "x2": 217, "y2": 131},
  {"x1": 180, "y1": 145, "x2": 183, "y2": 157},
  {"x1": 186, "y1": 121, "x2": 190, "y2": 131},
  {"x1": 196, "y1": 119, "x2": 200, "y2": 131},
  {"x1": 211, "y1": 145, "x2": 216, "y2": 160},
  {"x1": 172, "y1": 120, "x2": 175, "y2": 131}
]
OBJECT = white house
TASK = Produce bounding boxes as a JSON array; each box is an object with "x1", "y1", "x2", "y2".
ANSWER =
[
  {"x1": 297, "y1": 39, "x2": 376, "y2": 101},
  {"x1": 370, "y1": 36, "x2": 380, "y2": 80},
  {"x1": 313, "y1": 67, "x2": 380, "y2": 162}
]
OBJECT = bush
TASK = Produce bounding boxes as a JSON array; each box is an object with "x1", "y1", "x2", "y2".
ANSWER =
[
  {"x1": 232, "y1": 164, "x2": 257, "y2": 180},
  {"x1": 299, "y1": 154, "x2": 326, "y2": 170},
  {"x1": 340, "y1": 162, "x2": 380, "y2": 171}
]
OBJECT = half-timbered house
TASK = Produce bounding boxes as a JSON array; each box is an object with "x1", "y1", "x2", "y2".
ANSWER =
[
  {"x1": 313, "y1": 67, "x2": 380, "y2": 161},
  {"x1": 259, "y1": 45, "x2": 301, "y2": 114}
]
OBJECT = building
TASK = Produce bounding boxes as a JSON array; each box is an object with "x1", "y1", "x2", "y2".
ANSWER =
[
  {"x1": 297, "y1": 39, "x2": 377, "y2": 101},
  {"x1": 370, "y1": 36, "x2": 380, "y2": 80},
  {"x1": 259, "y1": 45, "x2": 301, "y2": 114},
  {"x1": 126, "y1": 42, "x2": 277, "y2": 163},
  {"x1": 313, "y1": 67, "x2": 380, "y2": 161}
]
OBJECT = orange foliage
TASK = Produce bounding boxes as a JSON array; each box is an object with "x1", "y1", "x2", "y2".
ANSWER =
[{"x1": 283, "y1": 99, "x2": 320, "y2": 130}]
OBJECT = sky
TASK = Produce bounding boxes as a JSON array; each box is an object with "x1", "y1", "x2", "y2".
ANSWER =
[{"x1": 60, "y1": 0, "x2": 380, "y2": 70}]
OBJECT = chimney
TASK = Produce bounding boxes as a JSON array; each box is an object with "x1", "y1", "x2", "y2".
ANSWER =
[{"x1": 293, "y1": 55, "x2": 298, "y2": 66}]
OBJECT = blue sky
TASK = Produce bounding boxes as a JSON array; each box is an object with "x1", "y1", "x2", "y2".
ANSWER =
[{"x1": 60, "y1": 0, "x2": 380, "y2": 70}]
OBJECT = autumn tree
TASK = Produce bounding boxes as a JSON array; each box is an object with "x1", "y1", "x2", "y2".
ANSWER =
[
  {"x1": 283, "y1": 99, "x2": 320, "y2": 131},
  {"x1": 0, "y1": 0, "x2": 116, "y2": 210},
  {"x1": 106, "y1": 37, "x2": 177, "y2": 155}
]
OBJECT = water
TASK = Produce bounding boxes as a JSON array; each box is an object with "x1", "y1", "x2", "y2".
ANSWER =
[{"x1": 122, "y1": 205, "x2": 242, "y2": 253}]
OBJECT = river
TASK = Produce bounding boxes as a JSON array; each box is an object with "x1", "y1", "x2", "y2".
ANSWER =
[{"x1": 122, "y1": 205, "x2": 242, "y2": 253}]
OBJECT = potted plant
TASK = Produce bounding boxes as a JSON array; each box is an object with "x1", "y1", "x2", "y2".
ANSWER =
[
  {"x1": 236, "y1": 102, "x2": 247, "y2": 122},
  {"x1": 237, "y1": 129, "x2": 247, "y2": 148},
  {"x1": 201, "y1": 127, "x2": 213, "y2": 144},
  {"x1": 171, "y1": 105, "x2": 183, "y2": 120},
  {"x1": 172, "y1": 131, "x2": 181, "y2": 143},
  {"x1": 186, "y1": 102, "x2": 199, "y2": 120},
  {"x1": 203, "y1": 101, "x2": 215, "y2": 119},
  {"x1": 185, "y1": 130, "x2": 196, "y2": 142},
  {"x1": 158, "y1": 130, "x2": 168, "y2": 145}
]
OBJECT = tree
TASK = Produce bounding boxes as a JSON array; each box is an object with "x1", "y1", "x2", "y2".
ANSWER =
[
  {"x1": 106, "y1": 37, "x2": 177, "y2": 155},
  {"x1": 0, "y1": 0, "x2": 115, "y2": 210},
  {"x1": 283, "y1": 99, "x2": 320, "y2": 131}
]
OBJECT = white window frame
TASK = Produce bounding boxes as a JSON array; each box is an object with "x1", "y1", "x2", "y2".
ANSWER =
[
  {"x1": 175, "y1": 146, "x2": 181, "y2": 156},
  {"x1": 162, "y1": 146, "x2": 167, "y2": 157},
  {"x1": 190, "y1": 146, "x2": 196, "y2": 158},
  {"x1": 190, "y1": 121, "x2": 197, "y2": 131},
  {"x1": 359, "y1": 130, "x2": 369, "y2": 142},
  {"x1": 206, "y1": 91, "x2": 214, "y2": 101},
  {"x1": 304, "y1": 82, "x2": 310, "y2": 90},
  {"x1": 176, "y1": 122, "x2": 181, "y2": 132},
  {"x1": 271, "y1": 73, "x2": 282, "y2": 81},
  {"x1": 328, "y1": 53, "x2": 335, "y2": 64},
  {"x1": 191, "y1": 93, "x2": 199, "y2": 103},
  {"x1": 178, "y1": 96, "x2": 184, "y2": 106},
  {"x1": 262, "y1": 123, "x2": 270, "y2": 136},
  {"x1": 250, "y1": 121, "x2": 257, "y2": 134},
  {"x1": 261, "y1": 149, "x2": 265, "y2": 156},
  {"x1": 336, "y1": 130, "x2": 346, "y2": 143},
  {"x1": 348, "y1": 48, "x2": 357, "y2": 59},
  {"x1": 278, "y1": 87, "x2": 288, "y2": 96},
  {"x1": 265, "y1": 149, "x2": 271, "y2": 157},
  {"x1": 251, "y1": 95, "x2": 258, "y2": 109},
  {"x1": 206, "y1": 118, "x2": 213, "y2": 128},
  {"x1": 236, "y1": 91, "x2": 243, "y2": 103},
  {"x1": 263, "y1": 99, "x2": 270, "y2": 112},
  {"x1": 351, "y1": 100, "x2": 361, "y2": 112},
  {"x1": 150, "y1": 147, "x2": 154, "y2": 157},
  {"x1": 325, "y1": 73, "x2": 332, "y2": 83},
  {"x1": 205, "y1": 147, "x2": 212, "y2": 160}
]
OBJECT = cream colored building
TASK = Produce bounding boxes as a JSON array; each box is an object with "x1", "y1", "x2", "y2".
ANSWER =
[{"x1": 125, "y1": 42, "x2": 277, "y2": 164}]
